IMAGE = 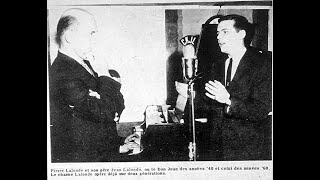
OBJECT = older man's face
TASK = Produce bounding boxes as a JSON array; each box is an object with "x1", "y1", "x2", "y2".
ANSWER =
[{"x1": 72, "y1": 15, "x2": 97, "y2": 60}]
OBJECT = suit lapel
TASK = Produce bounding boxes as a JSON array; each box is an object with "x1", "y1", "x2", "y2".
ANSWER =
[
  {"x1": 221, "y1": 61, "x2": 226, "y2": 86},
  {"x1": 59, "y1": 52, "x2": 98, "y2": 80},
  {"x1": 228, "y1": 50, "x2": 252, "y2": 91},
  {"x1": 76, "y1": 63, "x2": 96, "y2": 78},
  {"x1": 210, "y1": 59, "x2": 225, "y2": 85}
]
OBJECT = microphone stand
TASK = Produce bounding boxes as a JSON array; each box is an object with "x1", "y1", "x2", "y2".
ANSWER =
[
  {"x1": 187, "y1": 78, "x2": 196, "y2": 161},
  {"x1": 180, "y1": 34, "x2": 203, "y2": 161}
]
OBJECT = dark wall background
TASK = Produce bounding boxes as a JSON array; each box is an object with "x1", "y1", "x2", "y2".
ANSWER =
[{"x1": 165, "y1": 9, "x2": 270, "y2": 106}]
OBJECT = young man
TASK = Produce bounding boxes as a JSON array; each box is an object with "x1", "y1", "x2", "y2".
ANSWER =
[
  {"x1": 49, "y1": 8, "x2": 139, "y2": 162},
  {"x1": 203, "y1": 14, "x2": 272, "y2": 160}
]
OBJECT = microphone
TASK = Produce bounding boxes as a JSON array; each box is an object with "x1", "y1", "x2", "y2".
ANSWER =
[{"x1": 180, "y1": 35, "x2": 198, "y2": 81}]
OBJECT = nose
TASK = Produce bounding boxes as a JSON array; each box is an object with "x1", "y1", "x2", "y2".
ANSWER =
[
  {"x1": 90, "y1": 33, "x2": 97, "y2": 46},
  {"x1": 217, "y1": 32, "x2": 222, "y2": 40}
]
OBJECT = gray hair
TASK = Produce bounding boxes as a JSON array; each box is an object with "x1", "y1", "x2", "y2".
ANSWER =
[{"x1": 55, "y1": 8, "x2": 92, "y2": 47}]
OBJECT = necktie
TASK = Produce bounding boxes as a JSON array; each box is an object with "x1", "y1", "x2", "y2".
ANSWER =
[
  {"x1": 226, "y1": 58, "x2": 233, "y2": 89},
  {"x1": 83, "y1": 60, "x2": 97, "y2": 77}
]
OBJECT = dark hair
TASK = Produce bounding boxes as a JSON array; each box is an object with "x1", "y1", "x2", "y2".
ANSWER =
[
  {"x1": 218, "y1": 14, "x2": 255, "y2": 47},
  {"x1": 55, "y1": 15, "x2": 77, "y2": 48}
]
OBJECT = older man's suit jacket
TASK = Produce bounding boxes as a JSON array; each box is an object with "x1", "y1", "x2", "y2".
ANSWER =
[
  {"x1": 196, "y1": 47, "x2": 272, "y2": 160},
  {"x1": 49, "y1": 51, "x2": 125, "y2": 162}
]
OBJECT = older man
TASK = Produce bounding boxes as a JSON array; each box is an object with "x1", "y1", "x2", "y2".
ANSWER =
[{"x1": 49, "y1": 8, "x2": 138, "y2": 162}]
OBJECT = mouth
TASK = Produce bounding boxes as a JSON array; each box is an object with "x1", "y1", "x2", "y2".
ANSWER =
[{"x1": 218, "y1": 42, "x2": 225, "y2": 46}]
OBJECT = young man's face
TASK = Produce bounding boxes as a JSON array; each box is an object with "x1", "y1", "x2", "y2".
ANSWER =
[{"x1": 217, "y1": 19, "x2": 244, "y2": 55}]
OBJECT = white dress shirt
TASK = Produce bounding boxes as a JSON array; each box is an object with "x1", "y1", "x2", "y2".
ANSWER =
[{"x1": 224, "y1": 56, "x2": 240, "y2": 85}]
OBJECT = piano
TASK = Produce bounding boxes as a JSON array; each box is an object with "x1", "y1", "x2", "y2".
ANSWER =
[{"x1": 116, "y1": 105, "x2": 222, "y2": 161}]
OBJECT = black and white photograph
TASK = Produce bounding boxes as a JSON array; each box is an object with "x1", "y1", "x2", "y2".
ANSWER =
[{"x1": 47, "y1": 0, "x2": 273, "y2": 179}]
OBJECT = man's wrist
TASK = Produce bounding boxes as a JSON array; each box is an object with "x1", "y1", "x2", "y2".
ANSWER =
[
  {"x1": 225, "y1": 98, "x2": 231, "y2": 106},
  {"x1": 119, "y1": 145, "x2": 124, "y2": 153},
  {"x1": 225, "y1": 98, "x2": 231, "y2": 113}
]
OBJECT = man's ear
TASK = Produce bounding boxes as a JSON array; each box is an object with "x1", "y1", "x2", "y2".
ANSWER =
[
  {"x1": 238, "y1": 29, "x2": 246, "y2": 39},
  {"x1": 64, "y1": 25, "x2": 78, "y2": 45},
  {"x1": 64, "y1": 29, "x2": 73, "y2": 44}
]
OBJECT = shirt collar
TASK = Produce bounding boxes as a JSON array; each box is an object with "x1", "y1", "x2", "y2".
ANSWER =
[
  {"x1": 58, "y1": 48, "x2": 85, "y2": 65},
  {"x1": 228, "y1": 47, "x2": 247, "y2": 63}
]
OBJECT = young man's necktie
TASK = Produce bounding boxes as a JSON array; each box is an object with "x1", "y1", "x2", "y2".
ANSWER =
[{"x1": 226, "y1": 58, "x2": 233, "y2": 90}]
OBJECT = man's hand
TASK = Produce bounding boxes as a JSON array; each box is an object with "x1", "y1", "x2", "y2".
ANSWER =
[
  {"x1": 175, "y1": 81, "x2": 188, "y2": 98},
  {"x1": 120, "y1": 133, "x2": 141, "y2": 153},
  {"x1": 124, "y1": 133, "x2": 139, "y2": 144},
  {"x1": 205, "y1": 80, "x2": 231, "y2": 105},
  {"x1": 119, "y1": 142, "x2": 140, "y2": 153},
  {"x1": 89, "y1": 89, "x2": 100, "y2": 99}
]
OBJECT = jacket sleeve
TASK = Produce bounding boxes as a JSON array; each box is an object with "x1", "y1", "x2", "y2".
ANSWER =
[
  {"x1": 97, "y1": 76, "x2": 125, "y2": 121},
  {"x1": 57, "y1": 76, "x2": 105, "y2": 123},
  {"x1": 226, "y1": 58, "x2": 272, "y2": 122},
  {"x1": 56, "y1": 73, "x2": 125, "y2": 124},
  {"x1": 194, "y1": 61, "x2": 225, "y2": 119}
]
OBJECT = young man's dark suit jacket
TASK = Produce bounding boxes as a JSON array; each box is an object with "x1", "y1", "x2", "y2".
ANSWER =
[
  {"x1": 196, "y1": 47, "x2": 272, "y2": 160},
  {"x1": 49, "y1": 51, "x2": 125, "y2": 162}
]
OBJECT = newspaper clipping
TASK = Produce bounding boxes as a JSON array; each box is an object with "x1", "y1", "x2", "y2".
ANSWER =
[{"x1": 47, "y1": 0, "x2": 273, "y2": 179}]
